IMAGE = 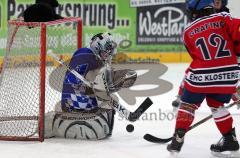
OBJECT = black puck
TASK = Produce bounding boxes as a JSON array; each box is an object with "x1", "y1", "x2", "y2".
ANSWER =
[{"x1": 126, "y1": 124, "x2": 134, "y2": 133}]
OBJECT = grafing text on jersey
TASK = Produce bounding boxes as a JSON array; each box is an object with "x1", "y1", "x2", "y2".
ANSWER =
[
  {"x1": 183, "y1": 12, "x2": 240, "y2": 94},
  {"x1": 61, "y1": 48, "x2": 103, "y2": 112}
]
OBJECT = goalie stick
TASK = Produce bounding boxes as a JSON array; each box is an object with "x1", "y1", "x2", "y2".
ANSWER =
[
  {"x1": 47, "y1": 50, "x2": 153, "y2": 122},
  {"x1": 143, "y1": 100, "x2": 239, "y2": 143}
]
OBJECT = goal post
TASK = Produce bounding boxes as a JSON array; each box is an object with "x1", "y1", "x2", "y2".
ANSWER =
[{"x1": 0, "y1": 17, "x2": 83, "y2": 142}]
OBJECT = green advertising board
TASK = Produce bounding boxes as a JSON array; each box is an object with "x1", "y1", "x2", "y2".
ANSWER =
[{"x1": 0, "y1": 0, "x2": 187, "y2": 60}]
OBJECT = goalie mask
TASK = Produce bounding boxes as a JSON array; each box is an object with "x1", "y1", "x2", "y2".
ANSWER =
[{"x1": 90, "y1": 33, "x2": 117, "y2": 62}]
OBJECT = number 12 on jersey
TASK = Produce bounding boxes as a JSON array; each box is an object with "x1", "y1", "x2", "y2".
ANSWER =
[{"x1": 196, "y1": 33, "x2": 231, "y2": 60}]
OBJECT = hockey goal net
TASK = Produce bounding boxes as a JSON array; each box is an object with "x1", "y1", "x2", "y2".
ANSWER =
[{"x1": 0, "y1": 17, "x2": 82, "y2": 141}]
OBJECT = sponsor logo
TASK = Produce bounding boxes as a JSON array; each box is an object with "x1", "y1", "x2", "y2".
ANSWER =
[
  {"x1": 187, "y1": 71, "x2": 239, "y2": 83},
  {"x1": 55, "y1": 3, "x2": 129, "y2": 29},
  {"x1": 130, "y1": 0, "x2": 185, "y2": 7},
  {"x1": 7, "y1": 0, "x2": 32, "y2": 20},
  {"x1": 7, "y1": 0, "x2": 129, "y2": 30},
  {"x1": 136, "y1": 3, "x2": 188, "y2": 44}
]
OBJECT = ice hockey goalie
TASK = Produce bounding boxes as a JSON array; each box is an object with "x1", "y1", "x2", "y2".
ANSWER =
[{"x1": 44, "y1": 33, "x2": 137, "y2": 140}]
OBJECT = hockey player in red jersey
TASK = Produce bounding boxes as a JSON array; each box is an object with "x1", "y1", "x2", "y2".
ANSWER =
[
  {"x1": 172, "y1": 0, "x2": 240, "y2": 115},
  {"x1": 172, "y1": 0, "x2": 230, "y2": 109},
  {"x1": 167, "y1": 0, "x2": 240, "y2": 156}
]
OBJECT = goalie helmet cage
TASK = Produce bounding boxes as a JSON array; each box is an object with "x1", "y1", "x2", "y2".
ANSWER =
[{"x1": 0, "y1": 17, "x2": 82, "y2": 142}]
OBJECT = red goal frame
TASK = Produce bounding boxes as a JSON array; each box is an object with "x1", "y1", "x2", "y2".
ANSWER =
[{"x1": 0, "y1": 17, "x2": 82, "y2": 142}]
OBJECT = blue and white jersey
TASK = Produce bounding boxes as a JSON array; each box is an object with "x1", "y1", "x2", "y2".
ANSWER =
[{"x1": 61, "y1": 48, "x2": 103, "y2": 112}]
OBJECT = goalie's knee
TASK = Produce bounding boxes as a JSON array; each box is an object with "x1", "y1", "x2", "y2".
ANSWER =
[{"x1": 44, "y1": 108, "x2": 115, "y2": 140}]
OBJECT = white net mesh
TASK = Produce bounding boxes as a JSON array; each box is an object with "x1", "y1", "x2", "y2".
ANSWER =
[{"x1": 0, "y1": 18, "x2": 82, "y2": 141}]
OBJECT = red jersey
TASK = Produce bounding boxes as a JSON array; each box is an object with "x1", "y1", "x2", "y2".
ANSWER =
[
  {"x1": 235, "y1": 44, "x2": 240, "y2": 55},
  {"x1": 183, "y1": 12, "x2": 240, "y2": 94}
]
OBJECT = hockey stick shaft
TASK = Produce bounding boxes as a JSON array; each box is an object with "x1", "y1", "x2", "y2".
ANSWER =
[
  {"x1": 47, "y1": 50, "x2": 152, "y2": 121},
  {"x1": 144, "y1": 100, "x2": 238, "y2": 143},
  {"x1": 189, "y1": 101, "x2": 237, "y2": 130}
]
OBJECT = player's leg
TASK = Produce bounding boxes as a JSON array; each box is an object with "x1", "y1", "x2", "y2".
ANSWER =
[
  {"x1": 167, "y1": 88, "x2": 205, "y2": 153},
  {"x1": 206, "y1": 94, "x2": 239, "y2": 156}
]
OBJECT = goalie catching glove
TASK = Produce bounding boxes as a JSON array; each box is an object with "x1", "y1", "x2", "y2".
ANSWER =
[
  {"x1": 93, "y1": 67, "x2": 137, "y2": 103},
  {"x1": 110, "y1": 69, "x2": 137, "y2": 91}
]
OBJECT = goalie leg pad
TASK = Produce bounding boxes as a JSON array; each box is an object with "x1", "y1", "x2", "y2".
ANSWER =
[{"x1": 44, "y1": 108, "x2": 115, "y2": 140}]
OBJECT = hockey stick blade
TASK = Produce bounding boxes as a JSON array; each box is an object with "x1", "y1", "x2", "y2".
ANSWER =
[
  {"x1": 143, "y1": 101, "x2": 239, "y2": 144},
  {"x1": 143, "y1": 134, "x2": 172, "y2": 143},
  {"x1": 128, "y1": 97, "x2": 153, "y2": 122}
]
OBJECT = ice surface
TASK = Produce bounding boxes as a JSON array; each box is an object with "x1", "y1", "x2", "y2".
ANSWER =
[{"x1": 1, "y1": 63, "x2": 240, "y2": 158}]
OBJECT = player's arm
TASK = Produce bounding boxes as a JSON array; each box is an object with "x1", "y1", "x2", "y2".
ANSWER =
[
  {"x1": 171, "y1": 33, "x2": 192, "y2": 109},
  {"x1": 224, "y1": 14, "x2": 240, "y2": 47}
]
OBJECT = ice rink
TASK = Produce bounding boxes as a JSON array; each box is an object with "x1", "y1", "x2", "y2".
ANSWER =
[{"x1": 1, "y1": 63, "x2": 240, "y2": 158}]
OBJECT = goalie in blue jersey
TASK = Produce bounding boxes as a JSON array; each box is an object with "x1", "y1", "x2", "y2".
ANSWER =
[
  {"x1": 45, "y1": 32, "x2": 137, "y2": 140},
  {"x1": 60, "y1": 33, "x2": 116, "y2": 113},
  {"x1": 22, "y1": 1, "x2": 137, "y2": 141}
]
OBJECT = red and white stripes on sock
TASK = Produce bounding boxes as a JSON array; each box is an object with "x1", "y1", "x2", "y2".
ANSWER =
[
  {"x1": 211, "y1": 107, "x2": 233, "y2": 135},
  {"x1": 175, "y1": 102, "x2": 199, "y2": 130},
  {"x1": 207, "y1": 97, "x2": 233, "y2": 135},
  {"x1": 175, "y1": 98, "x2": 233, "y2": 134}
]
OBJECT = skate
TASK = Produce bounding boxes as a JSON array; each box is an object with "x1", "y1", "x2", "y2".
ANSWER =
[
  {"x1": 211, "y1": 128, "x2": 240, "y2": 158},
  {"x1": 167, "y1": 129, "x2": 186, "y2": 154}
]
